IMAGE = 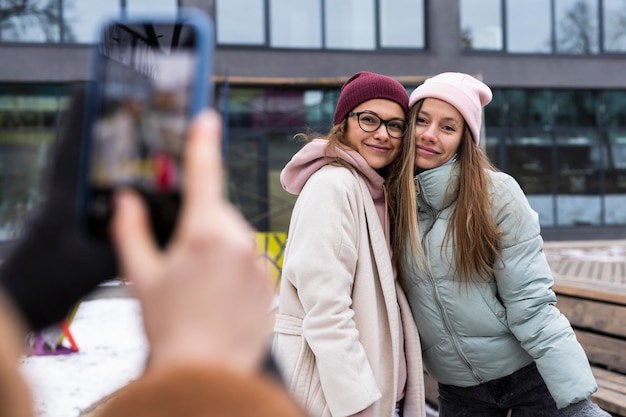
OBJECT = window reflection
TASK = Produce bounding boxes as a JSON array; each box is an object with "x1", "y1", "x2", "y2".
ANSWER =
[
  {"x1": 1, "y1": 0, "x2": 61, "y2": 42},
  {"x1": 380, "y1": 0, "x2": 425, "y2": 48},
  {"x1": 603, "y1": 0, "x2": 626, "y2": 52},
  {"x1": 270, "y1": 0, "x2": 321, "y2": 48},
  {"x1": 505, "y1": 132, "x2": 554, "y2": 194},
  {"x1": 460, "y1": 0, "x2": 502, "y2": 50},
  {"x1": 502, "y1": 132, "x2": 556, "y2": 225},
  {"x1": 325, "y1": 0, "x2": 375, "y2": 50},
  {"x1": 214, "y1": 0, "x2": 427, "y2": 50},
  {"x1": 126, "y1": 0, "x2": 177, "y2": 18},
  {"x1": 506, "y1": 89, "x2": 552, "y2": 127},
  {"x1": 216, "y1": 0, "x2": 265, "y2": 45},
  {"x1": 555, "y1": 0, "x2": 599, "y2": 54},
  {"x1": 554, "y1": 90, "x2": 597, "y2": 126},
  {"x1": 605, "y1": 131, "x2": 626, "y2": 224},
  {"x1": 484, "y1": 89, "x2": 504, "y2": 127},
  {"x1": 506, "y1": 0, "x2": 551, "y2": 52},
  {"x1": 0, "y1": 84, "x2": 70, "y2": 239},
  {"x1": 216, "y1": 85, "x2": 339, "y2": 232},
  {"x1": 63, "y1": 1, "x2": 120, "y2": 43},
  {"x1": 602, "y1": 90, "x2": 626, "y2": 127},
  {"x1": 555, "y1": 131, "x2": 603, "y2": 225}
]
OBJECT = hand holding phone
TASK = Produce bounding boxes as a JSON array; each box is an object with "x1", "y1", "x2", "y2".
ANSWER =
[{"x1": 79, "y1": 8, "x2": 214, "y2": 247}]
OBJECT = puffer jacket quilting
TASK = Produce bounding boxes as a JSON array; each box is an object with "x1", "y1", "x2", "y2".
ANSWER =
[{"x1": 401, "y1": 162, "x2": 597, "y2": 409}]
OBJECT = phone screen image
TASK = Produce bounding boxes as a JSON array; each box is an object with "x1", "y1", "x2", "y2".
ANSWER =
[{"x1": 82, "y1": 13, "x2": 212, "y2": 246}]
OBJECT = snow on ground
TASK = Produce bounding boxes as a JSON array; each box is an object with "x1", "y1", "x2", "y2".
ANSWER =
[
  {"x1": 544, "y1": 241, "x2": 626, "y2": 263},
  {"x1": 20, "y1": 298, "x2": 148, "y2": 417}
]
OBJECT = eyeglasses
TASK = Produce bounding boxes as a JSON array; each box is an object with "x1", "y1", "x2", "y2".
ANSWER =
[{"x1": 348, "y1": 111, "x2": 407, "y2": 139}]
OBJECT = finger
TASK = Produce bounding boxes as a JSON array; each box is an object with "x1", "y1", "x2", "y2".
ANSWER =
[
  {"x1": 111, "y1": 190, "x2": 161, "y2": 286},
  {"x1": 179, "y1": 110, "x2": 224, "y2": 230}
]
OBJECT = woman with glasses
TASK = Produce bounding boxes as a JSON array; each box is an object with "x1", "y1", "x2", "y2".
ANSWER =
[
  {"x1": 272, "y1": 71, "x2": 426, "y2": 417},
  {"x1": 392, "y1": 72, "x2": 609, "y2": 416}
]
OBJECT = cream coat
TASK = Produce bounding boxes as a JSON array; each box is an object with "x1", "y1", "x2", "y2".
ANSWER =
[{"x1": 273, "y1": 162, "x2": 425, "y2": 417}]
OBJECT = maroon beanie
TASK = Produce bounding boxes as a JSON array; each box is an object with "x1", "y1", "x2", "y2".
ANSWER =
[{"x1": 333, "y1": 71, "x2": 409, "y2": 126}]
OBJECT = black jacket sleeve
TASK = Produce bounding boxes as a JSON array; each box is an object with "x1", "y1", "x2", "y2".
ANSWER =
[{"x1": 0, "y1": 88, "x2": 118, "y2": 330}]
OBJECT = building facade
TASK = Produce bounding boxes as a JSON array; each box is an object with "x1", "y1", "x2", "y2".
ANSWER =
[{"x1": 1, "y1": 0, "x2": 626, "y2": 246}]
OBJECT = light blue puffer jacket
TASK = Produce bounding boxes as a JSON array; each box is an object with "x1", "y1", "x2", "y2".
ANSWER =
[{"x1": 401, "y1": 162, "x2": 598, "y2": 409}]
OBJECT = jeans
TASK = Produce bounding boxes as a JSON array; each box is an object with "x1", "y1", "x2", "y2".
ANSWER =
[{"x1": 437, "y1": 362, "x2": 611, "y2": 417}]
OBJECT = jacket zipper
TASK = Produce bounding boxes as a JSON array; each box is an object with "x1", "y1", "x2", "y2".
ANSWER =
[{"x1": 417, "y1": 176, "x2": 484, "y2": 384}]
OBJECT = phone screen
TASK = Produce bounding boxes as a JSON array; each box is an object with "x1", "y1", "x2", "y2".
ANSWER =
[{"x1": 84, "y1": 19, "x2": 205, "y2": 245}]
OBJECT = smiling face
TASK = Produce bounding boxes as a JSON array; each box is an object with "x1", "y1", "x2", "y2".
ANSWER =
[
  {"x1": 344, "y1": 98, "x2": 405, "y2": 170},
  {"x1": 413, "y1": 98, "x2": 465, "y2": 170}
]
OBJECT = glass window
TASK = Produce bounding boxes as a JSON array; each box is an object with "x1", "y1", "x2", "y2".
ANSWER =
[
  {"x1": 216, "y1": 0, "x2": 265, "y2": 45},
  {"x1": 62, "y1": 0, "x2": 120, "y2": 43},
  {"x1": 603, "y1": 0, "x2": 626, "y2": 52},
  {"x1": 607, "y1": 131, "x2": 626, "y2": 170},
  {"x1": 460, "y1": 0, "x2": 502, "y2": 50},
  {"x1": 602, "y1": 90, "x2": 626, "y2": 127},
  {"x1": 379, "y1": 0, "x2": 425, "y2": 48},
  {"x1": 556, "y1": 132, "x2": 603, "y2": 192},
  {"x1": 505, "y1": 132, "x2": 554, "y2": 194},
  {"x1": 505, "y1": 89, "x2": 552, "y2": 127},
  {"x1": 484, "y1": 131, "x2": 501, "y2": 167},
  {"x1": 270, "y1": 0, "x2": 321, "y2": 48},
  {"x1": 0, "y1": 84, "x2": 70, "y2": 240},
  {"x1": 554, "y1": 90, "x2": 597, "y2": 126},
  {"x1": 484, "y1": 88, "x2": 504, "y2": 127},
  {"x1": 1, "y1": 0, "x2": 61, "y2": 42},
  {"x1": 555, "y1": 0, "x2": 599, "y2": 54},
  {"x1": 555, "y1": 131, "x2": 603, "y2": 225},
  {"x1": 126, "y1": 0, "x2": 177, "y2": 18},
  {"x1": 605, "y1": 130, "x2": 626, "y2": 225},
  {"x1": 506, "y1": 0, "x2": 551, "y2": 53},
  {"x1": 325, "y1": 0, "x2": 375, "y2": 50}
]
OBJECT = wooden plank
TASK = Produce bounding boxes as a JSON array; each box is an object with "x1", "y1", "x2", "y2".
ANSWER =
[
  {"x1": 592, "y1": 389, "x2": 626, "y2": 417},
  {"x1": 592, "y1": 366, "x2": 626, "y2": 417},
  {"x1": 557, "y1": 295, "x2": 626, "y2": 338},
  {"x1": 600, "y1": 263, "x2": 614, "y2": 281},
  {"x1": 554, "y1": 280, "x2": 626, "y2": 305},
  {"x1": 575, "y1": 330, "x2": 626, "y2": 374},
  {"x1": 593, "y1": 367, "x2": 626, "y2": 395}
]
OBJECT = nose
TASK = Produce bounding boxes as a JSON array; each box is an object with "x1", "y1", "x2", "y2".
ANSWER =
[
  {"x1": 417, "y1": 123, "x2": 436, "y2": 142},
  {"x1": 373, "y1": 123, "x2": 390, "y2": 140}
]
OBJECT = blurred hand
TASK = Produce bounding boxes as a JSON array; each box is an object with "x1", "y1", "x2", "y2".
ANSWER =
[
  {"x1": 0, "y1": 89, "x2": 117, "y2": 330},
  {"x1": 111, "y1": 110, "x2": 273, "y2": 374}
]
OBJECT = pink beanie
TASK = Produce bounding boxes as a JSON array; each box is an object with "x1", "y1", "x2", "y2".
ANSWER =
[
  {"x1": 333, "y1": 71, "x2": 409, "y2": 125},
  {"x1": 408, "y1": 72, "x2": 492, "y2": 144}
]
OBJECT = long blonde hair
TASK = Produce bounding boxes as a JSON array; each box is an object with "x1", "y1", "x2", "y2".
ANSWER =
[
  {"x1": 407, "y1": 101, "x2": 501, "y2": 282},
  {"x1": 386, "y1": 118, "x2": 422, "y2": 278}
]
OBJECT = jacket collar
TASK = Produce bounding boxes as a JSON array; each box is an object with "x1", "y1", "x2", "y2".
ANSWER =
[{"x1": 415, "y1": 162, "x2": 459, "y2": 212}]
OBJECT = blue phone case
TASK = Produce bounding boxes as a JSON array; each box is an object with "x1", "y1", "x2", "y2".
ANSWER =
[{"x1": 77, "y1": 8, "x2": 215, "y2": 246}]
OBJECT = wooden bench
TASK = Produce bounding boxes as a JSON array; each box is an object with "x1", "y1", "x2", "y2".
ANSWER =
[
  {"x1": 554, "y1": 281, "x2": 626, "y2": 417},
  {"x1": 422, "y1": 281, "x2": 626, "y2": 416}
]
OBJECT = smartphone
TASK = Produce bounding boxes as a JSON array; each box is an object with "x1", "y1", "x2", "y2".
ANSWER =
[{"x1": 78, "y1": 8, "x2": 213, "y2": 247}]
